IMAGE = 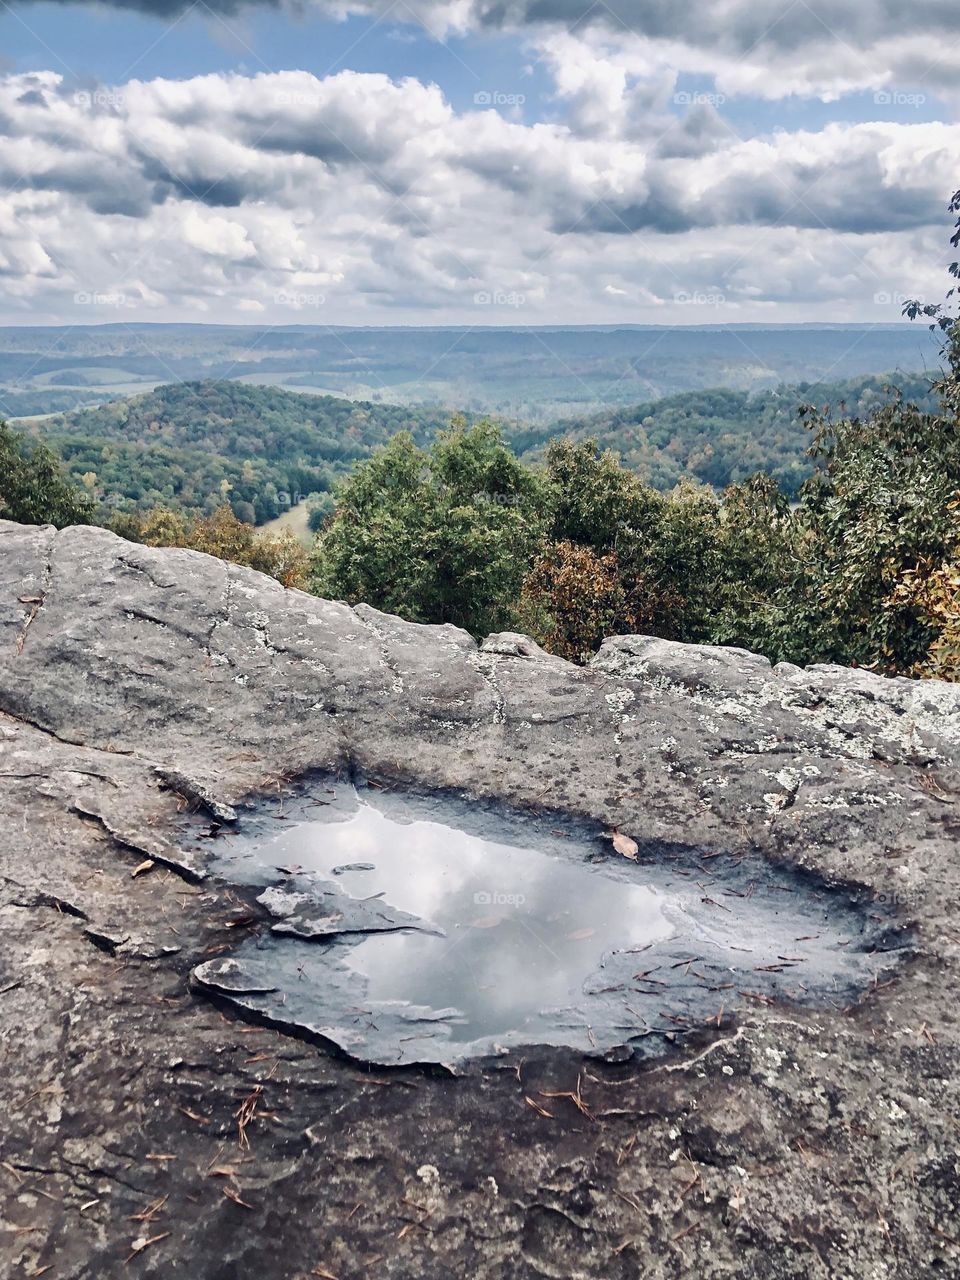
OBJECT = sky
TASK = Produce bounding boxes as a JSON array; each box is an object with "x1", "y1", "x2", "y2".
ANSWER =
[{"x1": 0, "y1": 0, "x2": 957, "y2": 326}]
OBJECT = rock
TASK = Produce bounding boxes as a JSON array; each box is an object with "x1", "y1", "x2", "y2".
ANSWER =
[
  {"x1": 481, "y1": 632, "x2": 555, "y2": 659},
  {"x1": 192, "y1": 958, "x2": 279, "y2": 994},
  {"x1": 256, "y1": 881, "x2": 443, "y2": 940},
  {"x1": 2, "y1": 519, "x2": 960, "y2": 1279}
]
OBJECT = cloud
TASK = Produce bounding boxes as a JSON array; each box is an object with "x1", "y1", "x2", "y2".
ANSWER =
[
  {"x1": 14, "y1": 0, "x2": 960, "y2": 98},
  {"x1": 0, "y1": 67, "x2": 955, "y2": 324}
]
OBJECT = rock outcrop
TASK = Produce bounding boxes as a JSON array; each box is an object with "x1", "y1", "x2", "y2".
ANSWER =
[{"x1": 2, "y1": 519, "x2": 960, "y2": 1279}]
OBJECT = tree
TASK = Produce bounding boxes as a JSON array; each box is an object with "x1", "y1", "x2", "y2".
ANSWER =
[
  {"x1": 787, "y1": 395, "x2": 960, "y2": 670},
  {"x1": 519, "y1": 541, "x2": 637, "y2": 662},
  {"x1": 312, "y1": 421, "x2": 547, "y2": 636},
  {"x1": 0, "y1": 421, "x2": 95, "y2": 528},
  {"x1": 139, "y1": 507, "x2": 189, "y2": 547}
]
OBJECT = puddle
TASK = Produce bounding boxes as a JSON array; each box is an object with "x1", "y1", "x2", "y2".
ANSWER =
[{"x1": 190, "y1": 781, "x2": 907, "y2": 1068}]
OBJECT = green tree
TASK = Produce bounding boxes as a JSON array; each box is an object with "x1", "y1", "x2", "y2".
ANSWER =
[
  {"x1": 0, "y1": 421, "x2": 95, "y2": 528},
  {"x1": 784, "y1": 395, "x2": 959, "y2": 670},
  {"x1": 311, "y1": 420, "x2": 546, "y2": 636}
]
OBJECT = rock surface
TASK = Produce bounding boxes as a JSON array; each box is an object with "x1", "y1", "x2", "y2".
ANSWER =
[{"x1": 2, "y1": 519, "x2": 960, "y2": 1279}]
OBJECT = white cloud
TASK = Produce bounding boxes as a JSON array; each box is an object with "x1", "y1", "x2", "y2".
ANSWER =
[{"x1": 0, "y1": 67, "x2": 955, "y2": 324}]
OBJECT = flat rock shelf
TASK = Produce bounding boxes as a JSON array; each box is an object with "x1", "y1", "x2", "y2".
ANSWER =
[
  {"x1": 6, "y1": 522, "x2": 960, "y2": 1279},
  {"x1": 191, "y1": 781, "x2": 906, "y2": 1069}
]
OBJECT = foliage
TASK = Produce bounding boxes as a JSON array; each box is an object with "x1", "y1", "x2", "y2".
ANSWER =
[
  {"x1": 28, "y1": 381, "x2": 457, "y2": 526},
  {"x1": 889, "y1": 555, "x2": 960, "y2": 680},
  {"x1": 311, "y1": 420, "x2": 546, "y2": 636},
  {"x1": 516, "y1": 375, "x2": 939, "y2": 498},
  {"x1": 519, "y1": 542, "x2": 637, "y2": 663},
  {"x1": 0, "y1": 421, "x2": 95, "y2": 528},
  {"x1": 111, "y1": 504, "x2": 309, "y2": 590},
  {"x1": 19, "y1": 374, "x2": 939, "y2": 543}
]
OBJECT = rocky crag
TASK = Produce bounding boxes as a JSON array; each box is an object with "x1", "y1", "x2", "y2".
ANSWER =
[{"x1": 1, "y1": 518, "x2": 959, "y2": 1279}]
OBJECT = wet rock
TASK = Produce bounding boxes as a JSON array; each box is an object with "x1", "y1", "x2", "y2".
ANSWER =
[
  {"x1": 257, "y1": 881, "x2": 443, "y2": 940},
  {"x1": 155, "y1": 766, "x2": 238, "y2": 823},
  {"x1": 192, "y1": 957, "x2": 279, "y2": 994}
]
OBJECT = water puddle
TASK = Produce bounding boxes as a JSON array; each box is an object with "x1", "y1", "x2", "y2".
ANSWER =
[{"x1": 190, "y1": 781, "x2": 907, "y2": 1068}]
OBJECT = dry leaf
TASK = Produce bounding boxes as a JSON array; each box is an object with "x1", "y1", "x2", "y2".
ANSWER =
[
  {"x1": 18, "y1": 596, "x2": 42, "y2": 605},
  {"x1": 126, "y1": 1232, "x2": 170, "y2": 1263},
  {"x1": 611, "y1": 831, "x2": 639, "y2": 861},
  {"x1": 222, "y1": 1186, "x2": 254, "y2": 1209},
  {"x1": 131, "y1": 859, "x2": 155, "y2": 878},
  {"x1": 566, "y1": 927, "x2": 595, "y2": 941},
  {"x1": 470, "y1": 915, "x2": 503, "y2": 929}
]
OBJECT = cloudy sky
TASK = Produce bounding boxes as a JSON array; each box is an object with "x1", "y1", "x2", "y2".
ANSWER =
[{"x1": 0, "y1": 0, "x2": 957, "y2": 325}]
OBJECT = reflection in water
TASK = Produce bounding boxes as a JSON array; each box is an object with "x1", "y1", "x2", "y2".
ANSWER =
[
  {"x1": 201, "y1": 782, "x2": 901, "y2": 1065},
  {"x1": 243, "y1": 801, "x2": 675, "y2": 1041}
]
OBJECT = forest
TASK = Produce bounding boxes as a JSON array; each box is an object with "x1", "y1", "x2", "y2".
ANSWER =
[
  {"x1": 29, "y1": 381, "x2": 457, "y2": 524},
  {"x1": 17, "y1": 371, "x2": 937, "y2": 524}
]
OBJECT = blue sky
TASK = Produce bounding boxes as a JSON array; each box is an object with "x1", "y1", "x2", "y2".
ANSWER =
[
  {"x1": 0, "y1": 6, "x2": 548, "y2": 112},
  {"x1": 0, "y1": 0, "x2": 956, "y2": 324},
  {"x1": 1, "y1": 4, "x2": 950, "y2": 129}
]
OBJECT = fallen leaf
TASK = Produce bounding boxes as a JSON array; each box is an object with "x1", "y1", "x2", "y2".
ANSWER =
[
  {"x1": 207, "y1": 1167, "x2": 239, "y2": 1178},
  {"x1": 611, "y1": 831, "x2": 639, "y2": 861},
  {"x1": 566, "y1": 927, "x2": 595, "y2": 941},
  {"x1": 222, "y1": 1186, "x2": 254, "y2": 1209},
  {"x1": 131, "y1": 859, "x2": 155, "y2": 878},
  {"x1": 125, "y1": 1232, "x2": 170, "y2": 1264},
  {"x1": 18, "y1": 596, "x2": 42, "y2": 605},
  {"x1": 470, "y1": 915, "x2": 503, "y2": 929}
]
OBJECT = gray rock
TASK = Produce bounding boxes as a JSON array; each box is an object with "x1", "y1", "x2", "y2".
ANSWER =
[
  {"x1": 256, "y1": 880, "x2": 443, "y2": 939},
  {"x1": 2, "y1": 519, "x2": 960, "y2": 1279}
]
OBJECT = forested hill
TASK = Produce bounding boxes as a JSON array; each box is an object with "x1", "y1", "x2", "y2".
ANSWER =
[
  {"x1": 24, "y1": 371, "x2": 939, "y2": 522},
  {"x1": 29, "y1": 381, "x2": 457, "y2": 524},
  {"x1": 511, "y1": 373, "x2": 940, "y2": 497}
]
